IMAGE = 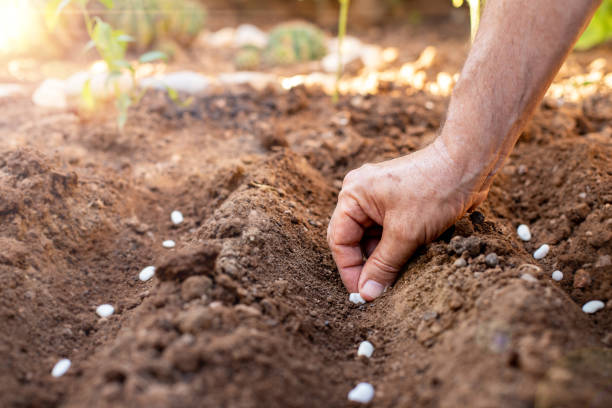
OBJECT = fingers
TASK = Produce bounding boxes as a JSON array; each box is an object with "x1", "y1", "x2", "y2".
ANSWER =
[
  {"x1": 327, "y1": 194, "x2": 373, "y2": 293},
  {"x1": 358, "y1": 224, "x2": 418, "y2": 301}
]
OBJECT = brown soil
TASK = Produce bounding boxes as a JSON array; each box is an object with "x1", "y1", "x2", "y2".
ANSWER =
[{"x1": 1, "y1": 23, "x2": 611, "y2": 408}]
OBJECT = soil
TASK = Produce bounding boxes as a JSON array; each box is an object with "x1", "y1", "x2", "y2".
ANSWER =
[{"x1": 1, "y1": 20, "x2": 611, "y2": 408}]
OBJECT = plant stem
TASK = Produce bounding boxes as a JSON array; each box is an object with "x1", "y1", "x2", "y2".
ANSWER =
[{"x1": 333, "y1": 0, "x2": 350, "y2": 103}]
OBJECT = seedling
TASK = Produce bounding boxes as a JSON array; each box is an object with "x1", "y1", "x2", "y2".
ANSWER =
[
  {"x1": 334, "y1": 0, "x2": 350, "y2": 103},
  {"x1": 452, "y1": 0, "x2": 484, "y2": 42}
]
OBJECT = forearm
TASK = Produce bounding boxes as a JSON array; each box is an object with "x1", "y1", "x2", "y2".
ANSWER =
[{"x1": 436, "y1": 0, "x2": 601, "y2": 192}]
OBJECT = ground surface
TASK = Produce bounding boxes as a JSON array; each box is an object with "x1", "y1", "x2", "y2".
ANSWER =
[{"x1": 0, "y1": 19, "x2": 611, "y2": 408}]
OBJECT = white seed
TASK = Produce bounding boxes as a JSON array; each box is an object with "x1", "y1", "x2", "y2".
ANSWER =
[
  {"x1": 552, "y1": 270, "x2": 563, "y2": 281},
  {"x1": 582, "y1": 300, "x2": 604, "y2": 314},
  {"x1": 170, "y1": 210, "x2": 184, "y2": 225},
  {"x1": 348, "y1": 382, "x2": 375, "y2": 404},
  {"x1": 349, "y1": 293, "x2": 366, "y2": 305},
  {"x1": 96, "y1": 304, "x2": 114, "y2": 318},
  {"x1": 357, "y1": 341, "x2": 374, "y2": 358},
  {"x1": 520, "y1": 273, "x2": 538, "y2": 283},
  {"x1": 162, "y1": 240, "x2": 176, "y2": 248},
  {"x1": 51, "y1": 358, "x2": 71, "y2": 378},
  {"x1": 139, "y1": 266, "x2": 156, "y2": 281},
  {"x1": 533, "y1": 244, "x2": 550, "y2": 260},
  {"x1": 517, "y1": 224, "x2": 531, "y2": 241}
]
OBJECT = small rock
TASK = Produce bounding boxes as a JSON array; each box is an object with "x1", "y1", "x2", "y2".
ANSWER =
[
  {"x1": 552, "y1": 270, "x2": 563, "y2": 281},
  {"x1": 171, "y1": 210, "x2": 184, "y2": 225},
  {"x1": 357, "y1": 341, "x2": 374, "y2": 358},
  {"x1": 140, "y1": 71, "x2": 210, "y2": 94},
  {"x1": 595, "y1": 254, "x2": 611, "y2": 267},
  {"x1": 422, "y1": 310, "x2": 438, "y2": 321},
  {"x1": 485, "y1": 253, "x2": 499, "y2": 267},
  {"x1": 449, "y1": 235, "x2": 482, "y2": 257},
  {"x1": 521, "y1": 273, "x2": 538, "y2": 283},
  {"x1": 217, "y1": 72, "x2": 276, "y2": 91},
  {"x1": 139, "y1": 266, "x2": 156, "y2": 282},
  {"x1": 453, "y1": 257, "x2": 467, "y2": 267},
  {"x1": 517, "y1": 224, "x2": 532, "y2": 241},
  {"x1": 96, "y1": 304, "x2": 114, "y2": 318},
  {"x1": 162, "y1": 240, "x2": 176, "y2": 248},
  {"x1": 582, "y1": 300, "x2": 604, "y2": 314},
  {"x1": 181, "y1": 275, "x2": 212, "y2": 301},
  {"x1": 533, "y1": 244, "x2": 550, "y2": 260},
  {"x1": 51, "y1": 358, "x2": 71, "y2": 378},
  {"x1": 578, "y1": 192, "x2": 587, "y2": 199},
  {"x1": 205, "y1": 27, "x2": 235, "y2": 48},
  {"x1": 234, "y1": 24, "x2": 268, "y2": 48},
  {"x1": 349, "y1": 293, "x2": 366, "y2": 305},
  {"x1": 573, "y1": 269, "x2": 591, "y2": 289},
  {"x1": 32, "y1": 79, "x2": 67, "y2": 109},
  {"x1": 0, "y1": 83, "x2": 25, "y2": 98},
  {"x1": 348, "y1": 382, "x2": 375, "y2": 404}
]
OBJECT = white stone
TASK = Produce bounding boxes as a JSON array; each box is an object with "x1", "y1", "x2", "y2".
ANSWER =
[
  {"x1": 0, "y1": 83, "x2": 25, "y2": 98},
  {"x1": 32, "y1": 79, "x2": 67, "y2": 109},
  {"x1": 517, "y1": 224, "x2": 531, "y2": 241},
  {"x1": 162, "y1": 240, "x2": 176, "y2": 248},
  {"x1": 533, "y1": 244, "x2": 550, "y2": 260},
  {"x1": 65, "y1": 70, "x2": 133, "y2": 100},
  {"x1": 520, "y1": 273, "x2": 538, "y2": 283},
  {"x1": 139, "y1": 266, "x2": 156, "y2": 282},
  {"x1": 96, "y1": 304, "x2": 114, "y2": 318},
  {"x1": 206, "y1": 27, "x2": 235, "y2": 48},
  {"x1": 349, "y1": 293, "x2": 366, "y2": 305},
  {"x1": 217, "y1": 72, "x2": 276, "y2": 91},
  {"x1": 552, "y1": 270, "x2": 563, "y2": 281},
  {"x1": 360, "y1": 44, "x2": 383, "y2": 69},
  {"x1": 582, "y1": 300, "x2": 604, "y2": 314},
  {"x1": 51, "y1": 358, "x2": 71, "y2": 377},
  {"x1": 140, "y1": 71, "x2": 210, "y2": 94},
  {"x1": 348, "y1": 382, "x2": 375, "y2": 404},
  {"x1": 357, "y1": 341, "x2": 374, "y2": 358},
  {"x1": 171, "y1": 210, "x2": 184, "y2": 225},
  {"x1": 234, "y1": 24, "x2": 268, "y2": 48}
]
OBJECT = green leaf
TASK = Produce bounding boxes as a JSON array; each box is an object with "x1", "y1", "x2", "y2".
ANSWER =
[
  {"x1": 116, "y1": 92, "x2": 132, "y2": 130},
  {"x1": 166, "y1": 86, "x2": 179, "y2": 102},
  {"x1": 98, "y1": 0, "x2": 114, "y2": 8},
  {"x1": 139, "y1": 51, "x2": 169, "y2": 63},
  {"x1": 80, "y1": 79, "x2": 95, "y2": 111},
  {"x1": 44, "y1": 0, "x2": 72, "y2": 29}
]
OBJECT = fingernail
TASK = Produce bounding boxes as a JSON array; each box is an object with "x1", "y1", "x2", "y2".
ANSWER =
[{"x1": 361, "y1": 280, "x2": 384, "y2": 300}]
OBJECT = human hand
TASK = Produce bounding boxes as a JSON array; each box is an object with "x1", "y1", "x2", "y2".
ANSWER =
[{"x1": 327, "y1": 137, "x2": 490, "y2": 301}]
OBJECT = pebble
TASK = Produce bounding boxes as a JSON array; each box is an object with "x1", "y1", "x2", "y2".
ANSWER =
[
  {"x1": 533, "y1": 244, "x2": 550, "y2": 260},
  {"x1": 582, "y1": 300, "x2": 604, "y2": 314},
  {"x1": 139, "y1": 266, "x2": 156, "y2": 282},
  {"x1": 170, "y1": 210, "x2": 184, "y2": 225},
  {"x1": 552, "y1": 270, "x2": 563, "y2": 281},
  {"x1": 140, "y1": 71, "x2": 210, "y2": 94},
  {"x1": 348, "y1": 382, "x2": 375, "y2": 404},
  {"x1": 520, "y1": 273, "x2": 538, "y2": 283},
  {"x1": 162, "y1": 240, "x2": 176, "y2": 248},
  {"x1": 32, "y1": 79, "x2": 67, "y2": 109},
  {"x1": 357, "y1": 341, "x2": 374, "y2": 358},
  {"x1": 453, "y1": 257, "x2": 467, "y2": 267},
  {"x1": 349, "y1": 293, "x2": 366, "y2": 305},
  {"x1": 96, "y1": 304, "x2": 115, "y2": 318},
  {"x1": 517, "y1": 224, "x2": 532, "y2": 241},
  {"x1": 234, "y1": 24, "x2": 268, "y2": 48},
  {"x1": 51, "y1": 358, "x2": 71, "y2": 377},
  {"x1": 485, "y1": 253, "x2": 499, "y2": 267}
]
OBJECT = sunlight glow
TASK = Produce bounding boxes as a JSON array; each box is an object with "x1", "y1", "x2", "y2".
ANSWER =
[{"x1": 0, "y1": 0, "x2": 37, "y2": 54}]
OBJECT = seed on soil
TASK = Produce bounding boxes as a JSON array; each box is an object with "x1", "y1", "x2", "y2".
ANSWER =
[
  {"x1": 51, "y1": 358, "x2": 71, "y2": 378},
  {"x1": 139, "y1": 266, "x2": 156, "y2": 281},
  {"x1": 520, "y1": 273, "x2": 538, "y2": 283},
  {"x1": 171, "y1": 210, "x2": 184, "y2": 225},
  {"x1": 349, "y1": 293, "x2": 366, "y2": 305},
  {"x1": 96, "y1": 304, "x2": 115, "y2": 318},
  {"x1": 348, "y1": 382, "x2": 375, "y2": 404},
  {"x1": 552, "y1": 270, "x2": 563, "y2": 281},
  {"x1": 357, "y1": 341, "x2": 374, "y2": 358},
  {"x1": 485, "y1": 253, "x2": 499, "y2": 267},
  {"x1": 582, "y1": 300, "x2": 604, "y2": 314},
  {"x1": 517, "y1": 224, "x2": 531, "y2": 241},
  {"x1": 533, "y1": 244, "x2": 550, "y2": 260},
  {"x1": 162, "y1": 240, "x2": 176, "y2": 248}
]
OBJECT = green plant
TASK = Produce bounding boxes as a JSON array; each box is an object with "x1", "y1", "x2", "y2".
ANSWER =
[
  {"x1": 263, "y1": 22, "x2": 327, "y2": 65},
  {"x1": 576, "y1": 0, "x2": 612, "y2": 50},
  {"x1": 234, "y1": 45, "x2": 261, "y2": 70},
  {"x1": 45, "y1": 0, "x2": 178, "y2": 130},
  {"x1": 452, "y1": 0, "x2": 484, "y2": 42},
  {"x1": 334, "y1": 0, "x2": 350, "y2": 103}
]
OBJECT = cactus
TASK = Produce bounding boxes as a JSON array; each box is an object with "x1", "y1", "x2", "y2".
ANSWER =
[
  {"x1": 264, "y1": 22, "x2": 327, "y2": 65},
  {"x1": 234, "y1": 45, "x2": 262, "y2": 70},
  {"x1": 105, "y1": 0, "x2": 206, "y2": 51}
]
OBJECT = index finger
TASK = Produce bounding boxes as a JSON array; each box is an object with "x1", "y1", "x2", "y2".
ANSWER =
[{"x1": 327, "y1": 194, "x2": 373, "y2": 292}]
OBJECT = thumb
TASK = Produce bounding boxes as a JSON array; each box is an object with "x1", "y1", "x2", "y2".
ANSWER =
[{"x1": 358, "y1": 226, "x2": 417, "y2": 301}]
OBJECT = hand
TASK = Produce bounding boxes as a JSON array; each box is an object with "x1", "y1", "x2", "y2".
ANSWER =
[{"x1": 327, "y1": 137, "x2": 489, "y2": 301}]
